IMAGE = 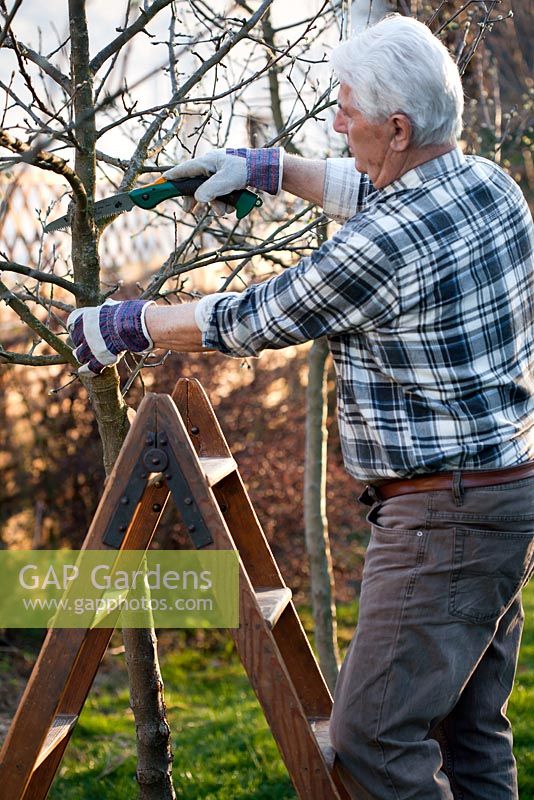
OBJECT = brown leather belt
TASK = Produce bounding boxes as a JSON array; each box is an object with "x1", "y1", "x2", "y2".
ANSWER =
[{"x1": 374, "y1": 460, "x2": 534, "y2": 500}]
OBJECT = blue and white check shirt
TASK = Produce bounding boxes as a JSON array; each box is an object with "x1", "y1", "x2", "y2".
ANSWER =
[{"x1": 198, "y1": 148, "x2": 534, "y2": 481}]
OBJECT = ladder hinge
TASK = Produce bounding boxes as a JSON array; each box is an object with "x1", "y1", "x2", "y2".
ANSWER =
[{"x1": 103, "y1": 429, "x2": 214, "y2": 550}]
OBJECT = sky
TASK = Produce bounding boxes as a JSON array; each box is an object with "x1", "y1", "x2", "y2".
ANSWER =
[
  {"x1": 1, "y1": 0, "x2": 344, "y2": 159},
  {"x1": 0, "y1": 0, "x2": 346, "y2": 271}
]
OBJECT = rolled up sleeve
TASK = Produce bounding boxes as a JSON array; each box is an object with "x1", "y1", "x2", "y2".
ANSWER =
[
  {"x1": 322, "y1": 158, "x2": 371, "y2": 222},
  {"x1": 201, "y1": 225, "x2": 399, "y2": 357}
]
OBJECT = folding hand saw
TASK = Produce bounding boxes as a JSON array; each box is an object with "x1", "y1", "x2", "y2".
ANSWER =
[{"x1": 44, "y1": 176, "x2": 263, "y2": 232}]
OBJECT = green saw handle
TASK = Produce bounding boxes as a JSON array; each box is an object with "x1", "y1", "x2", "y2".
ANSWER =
[{"x1": 129, "y1": 177, "x2": 263, "y2": 219}]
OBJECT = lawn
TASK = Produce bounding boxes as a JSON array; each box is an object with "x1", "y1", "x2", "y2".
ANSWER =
[
  {"x1": 49, "y1": 582, "x2": 534, "y2": 799},
  {"x1": 509, "y1": 579, "x2": 534, "y2": 798}
]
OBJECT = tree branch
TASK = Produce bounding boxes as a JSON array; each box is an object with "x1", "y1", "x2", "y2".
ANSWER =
[
  {"x1": 0, "y1": 278, "x2": 77, "y2": 365},
  {"x1": 0, "y1": 259, "x2": 87, "y2": 298},
  {"x1": 90, "y1": 0, "x2": 174, "y2": 74},
  {"x1": 95, "y1": 148, "x2": 140, "y2": 171},
  {"x1": 15, "y1": 291, "x2": 74, "y2": 313},
  {"x1": 0, "y1": 128, "x2": 87, "y2": 210},
  {"x1": 0, "y1": 347, "x2": 69, "y2": 366},
  {"x1": 1, "y1": 34, "x2": 72, "y2": 92}
]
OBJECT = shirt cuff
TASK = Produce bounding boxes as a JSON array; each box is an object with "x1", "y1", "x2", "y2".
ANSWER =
[
  {"x1": 194, "y1": 293, "x2": 239, "y2": 334},
  {"x1": 322, "y1": 157, "x2": 366, "y2": 222}
]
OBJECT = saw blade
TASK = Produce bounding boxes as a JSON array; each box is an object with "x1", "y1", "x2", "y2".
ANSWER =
[
  {"x1": 93, "y1": 192, "x2": 135, "y2": 220},
  {"x1": 43, "y1": 216, "x2": 71, "y2": 233},
  {"x1": 44, "y1": 192, "x2": 135, "y2": 233}
]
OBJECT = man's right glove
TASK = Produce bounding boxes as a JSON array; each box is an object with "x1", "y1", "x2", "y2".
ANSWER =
[
  {"x1": 163, "y1": 147, "x2": 283, "y2": 212},
  {"x1": 67, "y1": 299, "x2": 154, "y2": 375}
]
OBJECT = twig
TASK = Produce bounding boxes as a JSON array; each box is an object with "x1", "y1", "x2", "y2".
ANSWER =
[
  {"x1": 1, "y1": 34, "x2": 72, "y2": 92},
  {"x1": 0, "y1": 0, "x2": 23, "y2": 49},
  {"x1": 141, "y1": 209, "x2": 325, "y2": 298},
  {"x1": 120, "y1": 0, "x2": 275, "y2": 190}
]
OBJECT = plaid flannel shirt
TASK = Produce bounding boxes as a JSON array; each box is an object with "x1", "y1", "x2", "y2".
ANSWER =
[{"x1": 199, "y1": 148, "x2": 534, "y2": 481}]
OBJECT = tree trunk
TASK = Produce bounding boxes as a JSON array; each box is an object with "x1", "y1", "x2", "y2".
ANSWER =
[
  {"x1": 84, "y1": 371, "x2": 176, "y2": 798},
  {"x1": 124, "y1": 625, "x2": 175, "y2": 800},
  {"x1": 68, "y1": 2, "x2": 175, "y2": 797},
  {"x1": 123, "y1": 558, "x2": 175, "y2": 800},
  {"x1": 304, "y1": 337, "x2": 340, "y2": 692},
  {"x1": 301, "y1": 0, "x2": 407, "y2": 695}
]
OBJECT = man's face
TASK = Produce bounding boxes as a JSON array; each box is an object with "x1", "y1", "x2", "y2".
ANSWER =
[{"x1": 333, "y1": 83, "x2": 392, "y2": 183}]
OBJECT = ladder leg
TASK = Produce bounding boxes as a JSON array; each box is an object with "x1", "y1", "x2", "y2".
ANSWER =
[
  {"x1": 0, "y1": 403, "x2": 169, "y2": 799},
  {"x1": 174, "y1": 379, "x2": 334, "y2": 711},
  {"x1": 19, "y1": 627, "x2": 115, "y2": 800},
  {"x1": 21, "y1": 738, "x2": 71, "y2": 800},
  {"x1": 172, "y1": 379, "x2": 350, "y2": 799},
  {"x1": 0, "y1": 627, "x2": 90, "y2": 799}
]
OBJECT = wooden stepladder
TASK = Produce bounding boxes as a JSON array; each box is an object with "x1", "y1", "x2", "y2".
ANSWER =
[{"x1": 0, "y1": 378, "x2": 350, "y2": 800}]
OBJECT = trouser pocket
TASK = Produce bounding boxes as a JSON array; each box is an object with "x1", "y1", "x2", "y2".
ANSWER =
[{"x1": 449, "y1": 527, "x2": 534, "y2": 623}]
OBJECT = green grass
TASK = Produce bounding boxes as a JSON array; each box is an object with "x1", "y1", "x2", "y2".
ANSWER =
[
  {"x1": 50, "y1": 642, "x2": 295, "y2": 800},
  {"x1": 49, "y1": 583, "x2": 534, "y2": 799},
  {"x1": 509, "y1": 580, "x2": 534, "y2": 799}
]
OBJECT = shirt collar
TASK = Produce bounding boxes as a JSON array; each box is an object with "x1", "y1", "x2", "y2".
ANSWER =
[{"x1": 377, "y1": 147, "x2": 465, "y2": 197}]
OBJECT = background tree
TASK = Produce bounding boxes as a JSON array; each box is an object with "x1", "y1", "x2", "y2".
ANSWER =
[{"x1": 0, "y1": 0, "x2": 347, "y2": 793}]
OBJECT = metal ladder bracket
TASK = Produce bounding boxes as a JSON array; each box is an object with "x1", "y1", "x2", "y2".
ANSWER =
[{"x1": 102, "y1": 428, "x2": 214, "y2": 549}]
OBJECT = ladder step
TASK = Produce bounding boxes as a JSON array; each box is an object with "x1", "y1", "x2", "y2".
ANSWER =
[
  {"x1": 255, "y1": 587, "x2": 292, "y2": 628},
  {"x1": 199, "y1": 456, "x2": 237, "y2": 486},
  {"x1": 310, "y1": 717, "x2": 335, "y2": 771},
  {"x1": 34, "y1": 714, "x2": 78, "y2": 771}
]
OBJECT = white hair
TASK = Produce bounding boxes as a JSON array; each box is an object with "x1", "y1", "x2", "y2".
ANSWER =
[{"x1": 330, "y1": 15, "x2": 464, "y2": 147}]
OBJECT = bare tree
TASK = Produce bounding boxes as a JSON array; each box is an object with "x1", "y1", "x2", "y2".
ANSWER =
[
  {"x1": 301, "y1": 0, "x2": 413, "y2": 696},
  {"x1": 304, "y1": 334, "x2": 341, "y2": 691},
  {"x1": 0, "y1": 0, "x2": 346, "y2": 792}
]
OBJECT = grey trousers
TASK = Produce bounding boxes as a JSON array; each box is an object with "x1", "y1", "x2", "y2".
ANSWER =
[{"x1": 330, "y1": 476, "x2": 534, "y2": 800}]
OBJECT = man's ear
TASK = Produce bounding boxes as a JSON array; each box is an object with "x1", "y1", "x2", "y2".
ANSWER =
[{"x1": 389, "y1": 113, "x2": 413, "y2": 151}]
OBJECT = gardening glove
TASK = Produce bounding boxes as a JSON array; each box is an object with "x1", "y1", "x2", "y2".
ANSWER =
[
  {"x1": 67, "y1": 299, "x2": 155, "y2": 376},
  {"x1": 163, "y1": 147, "x2": 283, "y2": 214}
]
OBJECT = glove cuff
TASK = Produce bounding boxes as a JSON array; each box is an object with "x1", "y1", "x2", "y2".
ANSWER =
[
  {"x1": 103, "y1": 299, "x2": 155, "y2": 354},
  {"x1": 225, "y1": 148, "x2": 283, "y2": 195}
]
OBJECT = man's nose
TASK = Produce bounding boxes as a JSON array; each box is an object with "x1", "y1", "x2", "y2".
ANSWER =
[{"x1": 333, "y1": 110, "x2": 346, "y2": 134}]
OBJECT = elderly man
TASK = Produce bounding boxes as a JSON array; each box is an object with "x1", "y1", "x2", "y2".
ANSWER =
[{"x1": 69, "y1": 15, "x2": 534, "y2": 800}]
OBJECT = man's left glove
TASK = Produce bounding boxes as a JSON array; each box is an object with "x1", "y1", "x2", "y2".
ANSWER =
[
  {"x1": 162, "y1": 147, "x2": 283, "y2": 212},
  {"x1": 67, "y1": 299, "x2": 155, "y2": 375}
]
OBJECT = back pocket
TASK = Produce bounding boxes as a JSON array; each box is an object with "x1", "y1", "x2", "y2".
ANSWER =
[{"x1": 449, "y1": 528, "x2": 534, "y2": 623}]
